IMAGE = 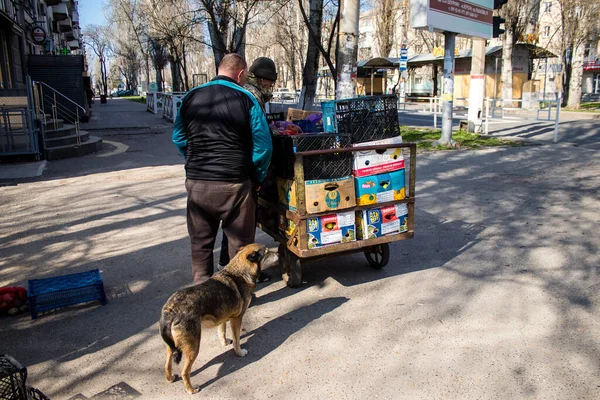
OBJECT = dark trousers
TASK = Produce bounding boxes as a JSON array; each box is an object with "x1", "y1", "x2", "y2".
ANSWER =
[
  {"x1": 219, "y1": 234, "x2": 230, "y2": 266},
  {"x1": 186, "y1": 179, "x2": 256, "y2": 284}
]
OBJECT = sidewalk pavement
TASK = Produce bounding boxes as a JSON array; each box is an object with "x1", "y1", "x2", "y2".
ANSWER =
[
  {"x1": 0, "y1": 100, "x2": 599, "y2": 399},
  {"x1": 85, "y1": 97, "x2": 171, "y2": 130}
]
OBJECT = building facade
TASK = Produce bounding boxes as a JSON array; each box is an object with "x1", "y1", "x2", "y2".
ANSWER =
[{"x1": 0, "y1": 0, "x2": 84, "y2": 94}]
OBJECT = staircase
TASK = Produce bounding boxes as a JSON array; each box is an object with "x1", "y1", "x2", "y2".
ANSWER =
[
  {"x1": 42, "y1": 117, "x2": 102, "y2": 161},
  {"x1": 33, "y1": 80, "x2": 103, "y2": 160}
]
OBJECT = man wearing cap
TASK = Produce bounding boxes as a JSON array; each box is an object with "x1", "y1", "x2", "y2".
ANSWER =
[{"x1": 244, "y1": 57, "x2": 278, "y2": 111}]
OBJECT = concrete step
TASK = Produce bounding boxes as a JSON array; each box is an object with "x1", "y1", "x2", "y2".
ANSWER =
[
  {"x1": 45, "y1": 136, "x2": 103, "y2": 161},
  {"x1": 45, "y1": 131, "x2": 90, "y2": 148},
  {"x1": 44, "y1": 124, "x2": 77, "y2": 139},
  {"x1": 43, "y1": 118, "x2": 64, "y2": 130}
]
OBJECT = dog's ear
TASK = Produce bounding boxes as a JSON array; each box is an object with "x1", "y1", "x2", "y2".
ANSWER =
[{"x1": 246, "y1": 250, "x2": 262, "y2": 263}]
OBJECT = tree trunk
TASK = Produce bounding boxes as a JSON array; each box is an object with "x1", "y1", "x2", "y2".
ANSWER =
[
  {"x1": 500, "y1": 29, "x2": 514, "y2": 104},
  {"x1": 336, "y1": 0, "x2": 360, "y2": 100},
  {"x1": 101, "y1": 58, "x2": 108, "y2": 96},
  {"x1": 567, "y1": 43, "x2": 584, "y2": 109},
  {"x1": 299, "y1": 0, "x2": 323, "y2": 110},
  {"x1": 562, "y1": 48, "x2": 572, "y2": 107},
  {"x1": 208, "y1": 21, "x2": 227, "y2": 73}
]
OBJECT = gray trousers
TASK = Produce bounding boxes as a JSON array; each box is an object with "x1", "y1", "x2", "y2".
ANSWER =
[{"x1": 185, "y1": 179, "x2": 256, "y2": 284}]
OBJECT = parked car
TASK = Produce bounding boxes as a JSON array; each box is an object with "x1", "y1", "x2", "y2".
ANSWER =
[
  {"x1": 114, "y1": 89, "x2": 133, "y2": 97},
  {"x1": 273, "y1": 88, "x2": 295, "y2": 101}
]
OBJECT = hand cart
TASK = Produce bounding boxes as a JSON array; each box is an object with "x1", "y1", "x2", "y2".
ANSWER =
[{"x1": 256, "y1": 142, "x2": 416, "y2": 287}]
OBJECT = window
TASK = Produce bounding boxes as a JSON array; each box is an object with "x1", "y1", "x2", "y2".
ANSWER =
[
  {"x1": 0, "y1": 28, "x2": 14, "y2": 90},
  {"x1": 415, "y1": 77, "x2": 423, "y2": 85},
  {"x1": 543, "y1": 26, "x2": 550, "y2": 37},
  {"x1": 544, "y1": 2, "x2": 552, "y2": 12}
]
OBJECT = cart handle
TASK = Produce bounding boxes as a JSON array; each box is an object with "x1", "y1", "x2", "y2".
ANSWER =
[{"x1": 295, "y1": 142, "x2": 417, "y2": 156}]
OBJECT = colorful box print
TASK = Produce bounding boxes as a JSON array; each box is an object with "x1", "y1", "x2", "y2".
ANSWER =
[
  {"x1": 277, "y1": 176, "x2": 356, "y2": 214},
  {"x1": 306, "y1": 211, "x2": 356, "y2": 248},
  {"x1": 352, "y1": 136, "x2": 404, "y2": 177},
  {"x1": 354, "y1": 169, "x2": 406, "y2": 206},
  {"x1": 356, "y1": 204, "x2": 409, "y2": 239}
]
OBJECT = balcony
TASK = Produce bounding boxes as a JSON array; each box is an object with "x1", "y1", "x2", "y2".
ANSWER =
[
  {"x1": 51, "y1": 3, "x2": 68, "y2": 21},
  {"x1": 72, "y1": 9, "x2": 79, "y2": 28},
  {"x1": 68, "y1": 40, "x2": 79, "y2": 50},
  {"x1": 58, "y1": 18, "x2": 72, "y2": 33}
]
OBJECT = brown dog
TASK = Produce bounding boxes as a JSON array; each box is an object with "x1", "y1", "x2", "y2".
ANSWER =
[{"x1": 159, "y1": 244, "x2": 279, "y2": 394}]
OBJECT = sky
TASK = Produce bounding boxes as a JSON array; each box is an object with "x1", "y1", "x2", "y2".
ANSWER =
[{"x1": 78, "y1": 0, "x2": 108, "y2": 30}]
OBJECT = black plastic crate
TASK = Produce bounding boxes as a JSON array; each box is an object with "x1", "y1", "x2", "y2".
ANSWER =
[
  {"x1": 271, "y1": 134, "x2": 351, "y2": 180},
  {"x1": 335, "y1": 95, "x2": 401, "y2": 144},
  {"x1": 28, "y1": 269, "x2": 107, "y2": 319},
  {"x1": 0, "y1": 355, "x2": 27, "y2": 400},
  {"x1": 26, "y1": 386, "x2": 50, "y2": 400}
]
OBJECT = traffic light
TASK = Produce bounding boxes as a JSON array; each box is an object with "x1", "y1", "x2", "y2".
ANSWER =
[
  {"x1": 493, "y1": 16, "x2": 506, "y2": 38},
  {"x1": 493, "y1": 0, "x2": 508, "y2": 38}
]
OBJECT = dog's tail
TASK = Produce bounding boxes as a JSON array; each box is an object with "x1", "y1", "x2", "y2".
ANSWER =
[{"x1": 159, "y1": 310, "x2": 182, "y2": 364}]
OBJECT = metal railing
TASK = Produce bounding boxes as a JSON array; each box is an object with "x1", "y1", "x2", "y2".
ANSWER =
[
  {"x1": 0, "y1": 107, "x2": 40, "y2": 158},
  {"x1": 162, "y1": 92, "x2": 187, "y2": 122},
  {"x1": 32, "y1": 81, "x2": 86, "y2": 145},
  {"x1": 146, "y1": 92, "x2": 164, "y2": 114}
]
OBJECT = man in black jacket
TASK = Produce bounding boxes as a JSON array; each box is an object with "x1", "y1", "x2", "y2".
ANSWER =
[{"x1": 172, "y1": 54, "x2": 272, "y2": 284}]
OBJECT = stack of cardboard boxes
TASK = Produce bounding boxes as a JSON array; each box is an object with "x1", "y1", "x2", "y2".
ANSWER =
[{"x1": 276, "y1": 134, "x2": 408, "y2": 248}]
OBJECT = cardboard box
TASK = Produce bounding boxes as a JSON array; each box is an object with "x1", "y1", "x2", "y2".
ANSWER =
[
  {"x1": 355, "y1": 169, "x2": 406, "y2": 206},
  {"x1": 356, "y1": 204, "x2": 409, "y2": 239},
  {"x1": 352, "y1": 136, "x2": 404, "y2": 177},
  {"x1": 277, "y1": 176, "x2": 356, "y2": 214},
  {"x1": 307, "y1": 211, "x2": 356, "y2": 248}
]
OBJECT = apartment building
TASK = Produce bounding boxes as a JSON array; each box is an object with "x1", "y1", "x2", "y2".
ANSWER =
[
  {"x1": 535, "y1": 0, "x2": 599, "y2": 96},
  {"x1": 0, "y1": 0, "x2": 84, "y2": 94}
]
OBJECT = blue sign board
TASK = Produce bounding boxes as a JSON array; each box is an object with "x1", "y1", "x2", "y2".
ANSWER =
[{"x1": 400, "y1": 47, "x2": 408, "y2": 71}]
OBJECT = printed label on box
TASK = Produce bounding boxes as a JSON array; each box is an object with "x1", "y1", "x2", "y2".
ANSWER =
[
  {"x1": 307, "y1": 211, "x2": 355, "y2": 248},
  {"x1": 355, "y1": 169, "x2": 406, "y2": 206},
  {"x1": 278, "y1": 176, "x2": 356, "y2": 214},
  {"x1": 352, "y1": 136, "x2": 404, "y2": 177},
  {"x1": 356, "y1": 204, "x2": 408, "y2": 239}
]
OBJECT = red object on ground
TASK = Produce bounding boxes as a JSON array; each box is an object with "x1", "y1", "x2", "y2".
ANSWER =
[{"x1": 0, "y1": 287, "x2": 28, "y2": 314}]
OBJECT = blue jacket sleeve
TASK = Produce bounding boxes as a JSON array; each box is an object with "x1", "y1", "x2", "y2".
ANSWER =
[
  {"x1": 249, "y1": 104, "x2": 273, "y2": 184},
  {"x1": 172, "y1": 108, "x2": 187, "y2": 157}
]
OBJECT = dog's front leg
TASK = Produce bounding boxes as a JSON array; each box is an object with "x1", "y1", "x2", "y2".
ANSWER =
[
  {"x1": 230, "y1": 317, "x2": 247, "y2": 357},
  {"x1": 217, "y1": 322, "x2": 232, "y2": 346}
]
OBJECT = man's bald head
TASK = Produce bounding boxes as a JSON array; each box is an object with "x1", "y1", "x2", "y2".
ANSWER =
[{"x1": 218, "y1": 54, "x2": 248, "y2": 85}]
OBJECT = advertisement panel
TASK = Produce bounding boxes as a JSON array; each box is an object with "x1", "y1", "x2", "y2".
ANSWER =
[{"x1": 410, "y1": 0, "x2": 494, "y2": 39}]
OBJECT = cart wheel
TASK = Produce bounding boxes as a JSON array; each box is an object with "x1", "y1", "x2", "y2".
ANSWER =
[
  {"x1": 279, "y1": 243, "x2": 302, "y2": 288},
  {"x1": 364, "y1": 243, "x2": 390, "y2": 269}
]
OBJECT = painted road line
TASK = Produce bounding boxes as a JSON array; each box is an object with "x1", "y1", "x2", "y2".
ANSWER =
[{"x1": 98, "y1": 140, "x2": 129, "y2": 157}]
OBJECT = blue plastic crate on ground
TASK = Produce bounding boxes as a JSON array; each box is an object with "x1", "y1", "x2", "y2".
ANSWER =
[{"x1": 28, "y1": 269, "x2": 107, "y2": 319}]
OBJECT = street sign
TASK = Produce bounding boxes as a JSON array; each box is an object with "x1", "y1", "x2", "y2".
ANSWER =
[
  {"x1": 410, "y1": 0, "x2": 494, "y2": 39},
  {"x1": 400, "y1": 46, "x2": 408, "y2": 71}
]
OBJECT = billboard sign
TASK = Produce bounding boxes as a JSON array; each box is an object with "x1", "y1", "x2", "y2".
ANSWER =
[{"x1": 410, "y1": 0, "x2": 494, "y2": 39}]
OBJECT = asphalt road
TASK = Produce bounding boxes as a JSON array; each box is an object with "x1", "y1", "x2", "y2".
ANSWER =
[{"x1": 1, "y1": 98, "x2": 599, "y2": 399}]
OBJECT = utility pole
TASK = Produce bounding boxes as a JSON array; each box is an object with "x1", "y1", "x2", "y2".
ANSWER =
[
  {"x1": 435, "y1": 31, "x2": 457, "y2": 147},
  {"x1": 467, "y1": 38, "x2": 486, "y2": 133},
  {"x1": 336, "y1": 0, "x2": 360, "y2": 100}
]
